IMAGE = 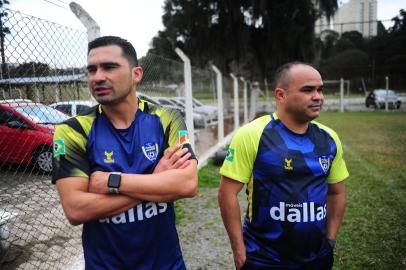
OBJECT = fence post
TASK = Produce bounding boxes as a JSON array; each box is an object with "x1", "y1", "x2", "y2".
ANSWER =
[
  {"x1": 212, "y1": 65, "x2": 224, "y2": 141},
  {"x1": 340, "y1": 78, "x2": 344, "y2": 112},
  {"x1": 385, "y1": 76, "x2": 389, "y2": 112},
  {"x1": 230, "y1": 73, "x2": 239, "y2": 130},
  {"x1": 175, "y1": 48, "x2": 195, "y2": 149},
  {"x1": 69, "y1": 2, "x2": 101, "y2": 42},
  {"x1": 249, "y1": 82, "x2": 259, "y2": 120},
  {"x1": 240, "y1": 77, "x2": 248, "y2": 124}
]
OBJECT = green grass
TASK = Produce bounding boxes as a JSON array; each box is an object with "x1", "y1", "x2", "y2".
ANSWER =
[
  {"x1": 185, "y1": 111, "x2": 406, "y2": 269},
  {"x1": 198, "y1": 160, "x2": 222, "y2": 188},
  {"x1": 317, "y1": 112, "x2": 406, "y2": 270}
]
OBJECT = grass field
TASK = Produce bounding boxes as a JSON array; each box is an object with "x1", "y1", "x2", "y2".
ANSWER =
[{"x1": 194, "y1": 111, "x2": 406, "y2": 269}]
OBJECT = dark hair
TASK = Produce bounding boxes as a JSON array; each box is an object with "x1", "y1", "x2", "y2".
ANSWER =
[
  {"x1": 88, "y1": 36, "x2": 138, "y2": 67},
  {"x1": 273, "y1": 61, "x2": 316, "y2": 88}
]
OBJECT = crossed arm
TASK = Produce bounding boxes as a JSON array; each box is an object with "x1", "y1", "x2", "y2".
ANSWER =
[{"x1": 56, "y1": 145, "x2": 198, "y2": 225}]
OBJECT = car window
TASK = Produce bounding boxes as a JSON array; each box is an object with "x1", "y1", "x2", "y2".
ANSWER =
[
  {"x1": 0, "y1": 107, "x2": 19, "y2": 125},
  {"x1": 55, "y1": 105, "x2": 72, "y2": 115},
  {"x1": 14, "y1": 104, "x2": 69, "y2": 124},
  {"x1": 159, "y1": 99, "x2": 174, "y2": 106},
  {"x1": 76, "y1": 105, "x2": 91, "y2": 114}
]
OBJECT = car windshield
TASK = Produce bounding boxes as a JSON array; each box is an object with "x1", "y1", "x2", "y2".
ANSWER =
[
  {"x1": 14, "y1": 104, "x2": 70, "y2": 124},
  {"x1": 375, "y1": 90, "x2": 397, "y2": 97}
]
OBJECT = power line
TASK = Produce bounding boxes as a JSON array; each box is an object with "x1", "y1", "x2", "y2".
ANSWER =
[
  {"x1": 41, "y1": 0, "x2": 68, "y2": 10},
  {"x1": 52, "y1": 0, "x2": 69, "y2": 5}
]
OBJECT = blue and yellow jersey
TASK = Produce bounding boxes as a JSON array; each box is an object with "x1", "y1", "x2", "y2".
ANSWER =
[
  {"x1": 52, "y1": 99, "x2": 195, "y2": 270},
  {"x1": 220, "y1": 112, "x2": 349, "y2": 267}
]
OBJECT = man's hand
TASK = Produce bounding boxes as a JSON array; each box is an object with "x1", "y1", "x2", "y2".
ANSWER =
[
  {"x1": 234, "y1": 248, "x2": 246, "y2": 270},
  {"x1": 153, "y1": 144, "x2": 191, "y2": 174},
  {"x1": 89, "y1": 171, "x2": 110, "y2": 194}
]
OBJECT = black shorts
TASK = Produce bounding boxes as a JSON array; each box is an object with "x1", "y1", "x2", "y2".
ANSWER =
[{"x1": 240, "y1": 252, "x2": 334, "y2": 270}]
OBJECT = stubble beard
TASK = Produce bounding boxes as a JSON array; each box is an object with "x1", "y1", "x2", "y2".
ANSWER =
[{"x1": 93, "y1": 85, "x2": 133, "y2": 106}]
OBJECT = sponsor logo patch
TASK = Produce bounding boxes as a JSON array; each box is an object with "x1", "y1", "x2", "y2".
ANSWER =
[
  {"x1": 178, "y1": 130, "x2": 190, "y2": 144},
  {"x1": 225, "y1": 147, "x2": 235, "y2": 162},
  {"x1": 104, "y1": 151, "x2": 115, "y2": 163},
  {"x1": 284, "y1": 158, "x2": 293, "y2": 170},
  {"x1": 142, "y1": 142, "x2": 159, "y2": 161},
  {"x1": 53, "y1": 138, "x2": 65, "y2": 157},
  {"x1": 318, "y1": 156, "x2": 331, "y2": 173}
]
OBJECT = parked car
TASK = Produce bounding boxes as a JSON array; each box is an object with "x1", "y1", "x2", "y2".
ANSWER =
[
  {"x1": 365, "y1": 89, "x2": 402, "y2": 109},
  {"x1": 50, "y1": 100, "x2": 98, "y2": 116},
  {"x1": 172, "y1": 97, "x2": 218, "y2": 122},
  {"x1": 0, "y1": 101, "x2": 69, "y2": 172},
  {"x1": 137, "y1": 92, "x2": 159, "y2": 105},
  {"x1": 167, "y1": 98, "x2": 210, "y2": 128}
]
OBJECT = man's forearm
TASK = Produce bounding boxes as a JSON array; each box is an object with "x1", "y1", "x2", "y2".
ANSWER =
[
  {"x1": 90, "y1": 161, "x2": 198, "y2": 201},
  {"x1": 120, "y1": 165, "x2": 198, "y2": 201},
  {"x1": 218, "y1": 180, "x2": 246, "y2": 268},
  {"x1": 57, "y1": 179, "x2": 141, "y2": 225},
  {"x1": 326, "y1": 182, "x2": 346, "y2": 240}
]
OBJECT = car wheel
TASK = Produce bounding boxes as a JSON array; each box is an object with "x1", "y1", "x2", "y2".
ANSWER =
[{"x1": 34, "y1": 147, "x2": 53, "y2": 173}]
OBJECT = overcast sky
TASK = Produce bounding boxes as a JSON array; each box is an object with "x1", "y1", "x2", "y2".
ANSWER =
[{"x1": 8, "y1": 0, "x2": 406, "y2": 57}]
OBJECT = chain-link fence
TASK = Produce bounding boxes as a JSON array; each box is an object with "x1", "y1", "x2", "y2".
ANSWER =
[{"x1": 0, "y1": 9, "x2": 87, "y2": 270}]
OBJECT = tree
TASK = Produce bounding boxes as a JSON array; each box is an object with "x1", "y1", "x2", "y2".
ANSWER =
[
  {"x1": 9, "y1": 62, "x2": 51, "y2": 78},
  {"x1": 0, "y1": 0, "x2": 10, "y2": 79},
  {"x1": 150, "y1": 0, "x2": 338, "y2": 82}
]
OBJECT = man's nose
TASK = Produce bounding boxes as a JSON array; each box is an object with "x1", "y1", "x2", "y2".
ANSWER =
[
  {"x1": 313, "y1": 90, "x2": 323, "y2": 100},
  {"x1": 91, "y1": 69, "x2": 107, "y2": 82}
]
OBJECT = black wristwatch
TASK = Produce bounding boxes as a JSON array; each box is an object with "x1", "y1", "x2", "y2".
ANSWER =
[{"x1": 108, "y1": 172, "x2": 122, "y2": 194}]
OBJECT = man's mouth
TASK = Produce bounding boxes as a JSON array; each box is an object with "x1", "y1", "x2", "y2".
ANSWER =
[
  {"x1": 93, "y1": 86, "x2": 111, "y2": 95},
  {"x1": 308, "y1": 104, "x2": 322, "y2": 109}
]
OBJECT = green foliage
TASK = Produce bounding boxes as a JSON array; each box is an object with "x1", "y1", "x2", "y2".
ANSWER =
[
  {"x1": 318, "y1": 9, "x2": 406, "y2": 90},
  {"x1": 151, "y1": 0, "x2": 339, "y2": 82},
  {"x1": 320, "y1": 49, "x2": 369, "y2": 79}
]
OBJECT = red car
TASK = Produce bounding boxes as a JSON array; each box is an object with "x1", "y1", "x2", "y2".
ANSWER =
[{"x1": 0, "y1": 100, "x2": 69, "y2": 172}]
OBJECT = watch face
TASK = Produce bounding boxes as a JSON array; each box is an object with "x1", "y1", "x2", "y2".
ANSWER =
[{"x1": 108, "y1": 173, "x2": 121, "y2": 188}]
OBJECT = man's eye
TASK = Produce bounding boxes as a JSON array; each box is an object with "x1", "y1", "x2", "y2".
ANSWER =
[{"x1": 103, "y1": 64, "x2": 117, "y2": 70}]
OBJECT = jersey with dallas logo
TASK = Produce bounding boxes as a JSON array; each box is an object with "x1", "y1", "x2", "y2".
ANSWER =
[
  {"x1": 220, "y1": 112, "x2": 348, "y2": 267},
  {"x1": 52, "y1": 99, "x2": 195, "y2": 270}
]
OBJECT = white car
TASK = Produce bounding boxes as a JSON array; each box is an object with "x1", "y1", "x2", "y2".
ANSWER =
[
  {"x1": 172, "y1": 97, "x2": 217, "y2": 123},
  {"x1": 50, "y1": 100, "x2": 98, "y2": 116}
]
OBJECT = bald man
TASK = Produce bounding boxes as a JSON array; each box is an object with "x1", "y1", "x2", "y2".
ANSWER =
[{"x1": 218, "y1": 62, "x2": 348, "y2": 270}]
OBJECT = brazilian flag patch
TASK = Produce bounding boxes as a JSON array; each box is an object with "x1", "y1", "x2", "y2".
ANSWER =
[
  {"x1": 225, "y1": 147, "x2": 235, "y2": 162},
  {"x1": 53, "y1": 138, "x2": 65, "y2": 157}
]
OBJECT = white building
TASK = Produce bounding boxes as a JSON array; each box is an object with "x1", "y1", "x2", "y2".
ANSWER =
[{"x1": 316, "y1": 0, "x2": 378, "y2": 37}]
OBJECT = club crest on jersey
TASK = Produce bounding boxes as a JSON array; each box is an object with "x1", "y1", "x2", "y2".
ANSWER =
[
  {"x1": 142, "y1": 142, "x2": 159, "y2": 161},
  {"x1": 178, "y1": 130, "x2": 190, "y2": 144},
  {"x1": 53, "y1": 138, "x2": 65, "y2": 157},
  {"x1": 319, "y1": 156, "x2": 330, "y2": 173},
  {"x1": 104, "y1": 151, "x2": 115, "y2": 163},
  {"x1": 284, "y1": 158, "x2": 293, "y2": 170}
]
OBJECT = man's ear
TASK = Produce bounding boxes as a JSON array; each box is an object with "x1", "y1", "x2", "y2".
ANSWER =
[
  {"x1": 132, "y1": 66, "x2": 144, "y2": 84},
  {"x1": 275, "y1": 87, "x2": 286, "y2": 103}
]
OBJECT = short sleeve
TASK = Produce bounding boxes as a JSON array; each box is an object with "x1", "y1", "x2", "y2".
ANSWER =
[
  {"x1": 52, "y1": 123, "x2": 90, "y2": 183},
  {"x1": 316, "y1": 124, "x2": 349, "y2": 184},
  {"x1": 160, "y1": 108, "x2": 197, "y2": 160},
  {"x1": 220, "y1": 123, "x2": 262, "y2": 183},
  {"x1": 328, "y1": 134, "x2": 349, "y2": 184}
]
